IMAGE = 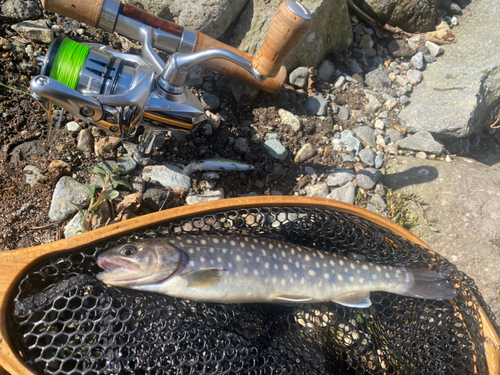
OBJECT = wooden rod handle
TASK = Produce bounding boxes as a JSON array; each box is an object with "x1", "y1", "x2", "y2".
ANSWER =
[
  {"x1": 194, "y1": 32, "x2": 286, "y2": 94},
  {"x1": 41, "y1": 0, "x2": 104, "y2": 28},
  {"x1": 252, "y1": 1, "x2": 312, "y2": 78}
]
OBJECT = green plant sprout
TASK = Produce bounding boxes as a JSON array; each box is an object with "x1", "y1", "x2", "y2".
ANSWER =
[
  {"x1": 73, "y1": 166, "x2": 131, "y2": 233},
  {"x1": 385, "y1": 190, "x2": 438, "y2": 233}
]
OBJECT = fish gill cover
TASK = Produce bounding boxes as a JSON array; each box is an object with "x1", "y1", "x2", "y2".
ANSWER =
[{"x1": 8, "y1": 205, "x2": 499, "y2": 375}]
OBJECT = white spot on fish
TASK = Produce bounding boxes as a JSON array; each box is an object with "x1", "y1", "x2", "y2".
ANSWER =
[
  {"x1": 385, "y1": 272, "x2": 391, "y2": 279},
  {"x1": 376, "y1": 266, "x2": 382, "y2": 272},
  {"x1": 318, "y1": 252, "x2": 324, "y2": 259},
  {"x1": 315, "y1": 262, "x2": 320, "y2": 268},
  {"x1": 209, "y1": 248, "x2": 215, "y2": 253},
  {"x1": 261, "y1": 249, "x2": 267, "y2": 256},
  {"x1": 389, "y1": 266, "x2": 394, "y2": 270},
  {"x1": 337, "y1": 275, "x2": 343, "y2": 281},
  {"x1": 222, "y1": 239, "x2": 227, "y2": 244},
  {"x1": 362, "y1": 265, "x2": 369, "y2": 271},
  {"x1": 244, "y1": 268, "x2": 249, "y2": 274},
  {"x1": 278, "y1": 243, "x2": 282, "y2": 248},
  {"x1": 289, "y1": 277, "x2": 294, "y2": 284},
  {"x1": 312, "y1": 253, "x2": 317, "y2": 258},
  {"x1": 247, "y1": 252, "x2": 253, "y2": 257},
  {"x1": 339, "y1": 260, "x2": 344, "y2": 266},
  {"x1": 253, "y1": 238, "x2": 258, "y2": 243},
  {"x1": 300, "y1": 277, "x2": 305, "y2": 285},
  {"x1": 272, "y1": 277, "x2": 277, "y2": 283},
  {"x1": 357, "y1": 270, "x2": 361, "y2": 274},
  {"x1": 272, "y1": 253, "x2": 277, "y2": 259},
  {"x1": 230, "y1": 240, "x2": 236, "y2": 246},
  {"x1": 254, "y1": 269, "x2": 259, "y2": 276},
  {"x1": 359, "y1": 277, "x2": 364, "y2": 283},
  {"x1": 269, "y1": 244, "x2": 274, "y2": 250},
  {"x1": 265, "y1": 262, "x2": 269, "y2": 269},
  {"x1": 210, "y1": 260, "x2": 214, "y2": 265},
  {"x1": 372, "y1": 274, "x2": 378, "y2": 280},
  {"x1": 308, "y1": 270, "x2": 316, "y2": 276},
  {"x1": 240, "y1": 242, "x2": 245, "y2": 248},
  {"x1": 200, "y1": 239, "x2": 207, "y2": 245},
  {"x1": 200, "y1": 257, "x2": 205, "y2": 262},
  {"x1": 188, "y1": 249, "x2": 194, "y2": 254},
  {"x1": 236, "y1": 255, "x2": 241, "y2": 262},
  {"x1": 284, "y1": 244, "x2": 289, "y2": 249},
  {"x1": 324, "y1": 273, "x2": 329, "y2": 280},
  {"x1": 349, "y1": 276, "x2": 355, "y2": 282},
  {"x1": 186, "y1": 239, "x2": 192, "y2": 244},
  {"x1": 383, "y1": 265, "x2": 387, "y2": 270},
  {"x1": 228, "y1": 262, "x2": 233, "y2": 268},
  {"x1": 395, "y1": 270, "x2": 401, "y2": 276},
  {"x1": 350, "y1": 263, "x2": 355, "y2": 270},
  {"x1": 305, "y1": 255, "x2": 311, "y2": 261},
  {"x1": 291, "y1": 248, "x2": 295, "y2": 255},
  {"x1": 356, "y1": 260, "x2": 360, "y2": 264},
  {"x1": 256, "y1": 256, "x2": 260, "y2": 262},
  {"x1": 213, "y1": 238, "x2": 219, "y2": 244},
  {"x1": 217, "y1": 257, "x2": 222, "y2": 263},
  {"x1": 274, "y1": 264, "x2": 279, "y2": 270},
  {"x1": 251, "y1": 244, "x2": 256, "y2": 250},
  {"x1": 222, "y1": 248, "x2": 227, "y2": 254},
  {"x1": 295, "y1": 261, "x2": 300, "y2": 269},
  {"x1": 281, "y1": 279, "x2": 286, "y2": 286},
  {"x1": 281, "y1": 251, "x2": 286, "y2": 258},
  {"x1": 329, "y1": 260, "x2": 335, "y2": 266},
  {"x1": 283, "y1": 265, "x2": 289, "y2": 271}
]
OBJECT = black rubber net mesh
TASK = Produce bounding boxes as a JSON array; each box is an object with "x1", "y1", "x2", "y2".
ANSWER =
[{"x1": 8, "y1": 206, "x2": 500, "y2": 375}]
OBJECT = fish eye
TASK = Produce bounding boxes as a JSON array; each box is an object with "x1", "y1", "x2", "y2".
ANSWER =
[{"x1": 120, "y1": 245, "x2": 137, "y2": 256}]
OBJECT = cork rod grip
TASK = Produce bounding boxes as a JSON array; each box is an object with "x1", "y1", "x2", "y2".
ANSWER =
[
  {"x1": 194, "y1": 32, "x2": 286, "y2": 94},
  {"x1": 252, "y1": 1, "x2": 312, "y2": 78},
  {"x1": 41, "y1": 0, "x2": 104, "y2": 28}
]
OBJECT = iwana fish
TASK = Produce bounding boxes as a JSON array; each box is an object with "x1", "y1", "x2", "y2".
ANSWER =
[{"x1": 96, "y1": 235, "x2": 456, "y2": 307}]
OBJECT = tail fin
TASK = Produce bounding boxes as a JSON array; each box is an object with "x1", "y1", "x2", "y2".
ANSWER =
[{"x1": 402, "y1": 267, "x2": 456, "y2": 300}]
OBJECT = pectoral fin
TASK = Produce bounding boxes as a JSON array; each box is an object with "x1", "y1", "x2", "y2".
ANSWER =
[
  {"x1": 181, "y1": 269, "x2": 224, "y2": 288},
  {"x1": 274, "y1": 295, "x2": 313, "y2": 303},
  {"x1": 332, "y1": 292, "x2": 372, "y2": 308}
]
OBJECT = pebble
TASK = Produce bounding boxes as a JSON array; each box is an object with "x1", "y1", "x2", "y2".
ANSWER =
[
  {"x1": 415, "y1": 151, "x2": 427, "y2": 159},
  {"x1": 358, "y1": 34, "x2": 374, "y2": 49},
  {"x1": 407, "y1": 35, "x2": 426, "y2": 50},
  {"x1": 66, "y1": 121, "x2": 82, "y2": 133},
  {"x1": 326, "y1": 181, "x2": 356, "y2": 205},
  {"x1": 425, "y1": 41, "x2": 444, "y2": 57},
  {"x1": 340, "y1": 130, "x2": 361, "y2": 153},
  {"x1": 289, "y1": 67, "x2": 309, "y2": 88},
  {"x1": 399, "y1": 95, "x2": 410, "y2": 105},
  {"x1": 406, "y1": 69, "x2": 423, "y2": 84},
  {"x1": 364, "y1": 93, "x2": 383, "y2": 113},
  {"x1": 142, "y1": 165, "x2": 191, "y2": 191},
  {"x1": 234, "y1": 137, "x2": 250, "y2": 154},
  {"x1": 325, "y1": 169, "x2": 355, "y2": 187},
  {"x1": 64, "y1": 212, "x2": 84, "y2": 238},
  {"x1": 94, "y1": 136, "x2": 121, "y2": 157},
  {"x1": 334, "y1": 76, "x2": 346, "y2": 88},
  {"x1": 374, "y1": 155, "x2": 384, "y2": 169},
  {"x1": 294, "y1": 143, "x2": 316, "y2": 163},
  {"x1": 365, "y1": 68, "x2": 392, "y2": 94},
  {"x1": 305, "y1": 94, "x2": 329, "y2": 116},
  {"x1": 48, "y1": 176, "x2": 91, "y2": 221},
  {"x1": 11, "y1": 20, "x2": 53, "y2": 44},
  {"x1": 131, "y1": 176, "x2": 146, "y2": 193},
  {"x1": 331, "y1": 138, "x2": 343, "y2": 151},
  {"x1": 345, "y1": 58, "x2": 363, "y2": 74},
  {"x1": 354, "y1": 126, "x2": 376, "y2": 148},
  {"x1": 411, "y1": 52, "x2": 425, "y2": 70},
  {"x1": 143, "y1": 188, "x2": 169, "y2": 211},
  {"x1": 387, "y1": 39, "x2": 416, "y2": 57},
  {"x1": 424, "y1": 54, "x2": 436, "y2": 64},
  {"x1": 318, "y1": 60, "x2": 335, "y2": 81},
  {"x1": 201, "y1": 92, "x2": 220, "y2": 111},
  {"x1": 270, "y1": 163, "x2": 286, "y2": 181},
  {"x1": 356, "y1": 168, "x2": 382, "y2": 190},
  {"x1": 396, "y1": 131, "x2": 444, "y2": 155},
  {"x1": 77, "y1": 129, "x2": 94, "y2": 154},
  {"x1": 186, "y1": 188, "x2": 225, "y2": 205},
  {"x1": 374, "y1": 119, "x2": 385, "y2": 130},
  {"x1": 305, "y1": 182, "x2": 329, "y2": 198},
  {"x1": 278, "y1": 109, "x2": 301, "y2": 133},
  {"x1": 359, "y1": 147, "x2": 376, "y2": 166},
  {"x1": 48, "y1": 160, "x2": 71, "y2": 175},
  {"x1": 264, "y1": 133, "x2": 288, "y2": 160},
  {"x1": 23, "y1": 165, "x2": 43, "y2": 187}
]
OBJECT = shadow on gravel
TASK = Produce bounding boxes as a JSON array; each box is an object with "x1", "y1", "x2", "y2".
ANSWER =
[{"x1": 382, "y1": 165, "x2": 438, "y2": 190}]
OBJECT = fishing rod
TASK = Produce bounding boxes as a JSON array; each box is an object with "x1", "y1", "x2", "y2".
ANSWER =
[{"x1": 30, "y1": 0, "x2": 312, "y2": 163}]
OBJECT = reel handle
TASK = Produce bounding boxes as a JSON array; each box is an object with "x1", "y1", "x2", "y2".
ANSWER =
[{"x1": 252, "y1": 1, "x2": 312, "y2": 78}]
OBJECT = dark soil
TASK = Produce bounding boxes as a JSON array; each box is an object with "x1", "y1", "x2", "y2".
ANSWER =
[{"x1": 0, "y1": 10, "x2": 399, "y2": 251}]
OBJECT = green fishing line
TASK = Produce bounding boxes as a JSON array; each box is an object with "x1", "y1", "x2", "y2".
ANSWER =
[{"x1": 49, "y1": 38, "x2": 90, "y2": 89}]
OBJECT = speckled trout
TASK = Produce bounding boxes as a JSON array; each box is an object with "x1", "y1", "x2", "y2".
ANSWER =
[{"x1": 96, "y1": 235, "x2": 456, "y2": 307}]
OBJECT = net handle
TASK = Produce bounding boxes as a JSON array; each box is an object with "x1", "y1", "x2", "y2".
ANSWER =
[{"x1": 0, "y1": 196, "x2": 498, "y2": 375}]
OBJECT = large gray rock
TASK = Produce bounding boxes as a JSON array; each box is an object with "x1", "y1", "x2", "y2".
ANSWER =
[
  {"x1": 383, "y1": 154, "x2": 500, "y2": 321},
  {"x1": 48, "y1": 177, "x2": 91, "y2": 222},
  {"x1": 123, "y1": 0, "x2": 247, "y2": 38},
  {"x1": 351, "y1": 0, "x2": 439, "y2": 33},
  {"x1": 399, "y1": 0, "x2": 500, "y2": 138},
  {"x1": 233, "y1": 0, "x2": 352, "y2": 71},
  {"x1": 2, "y1": 0, "x2": 42, "y2": 20},
  {"x1": 11, "y1": 20, "x2": 53, "y2": 44}
]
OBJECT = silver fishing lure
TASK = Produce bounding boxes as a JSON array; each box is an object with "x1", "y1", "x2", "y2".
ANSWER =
[{"x1": 182, "y1": 158, "x2": 254, "y2": 175}]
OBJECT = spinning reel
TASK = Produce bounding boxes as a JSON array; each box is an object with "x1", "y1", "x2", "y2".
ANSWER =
[{"x1": 30, "y1": 0, "x2": 312, "y2": 163}]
